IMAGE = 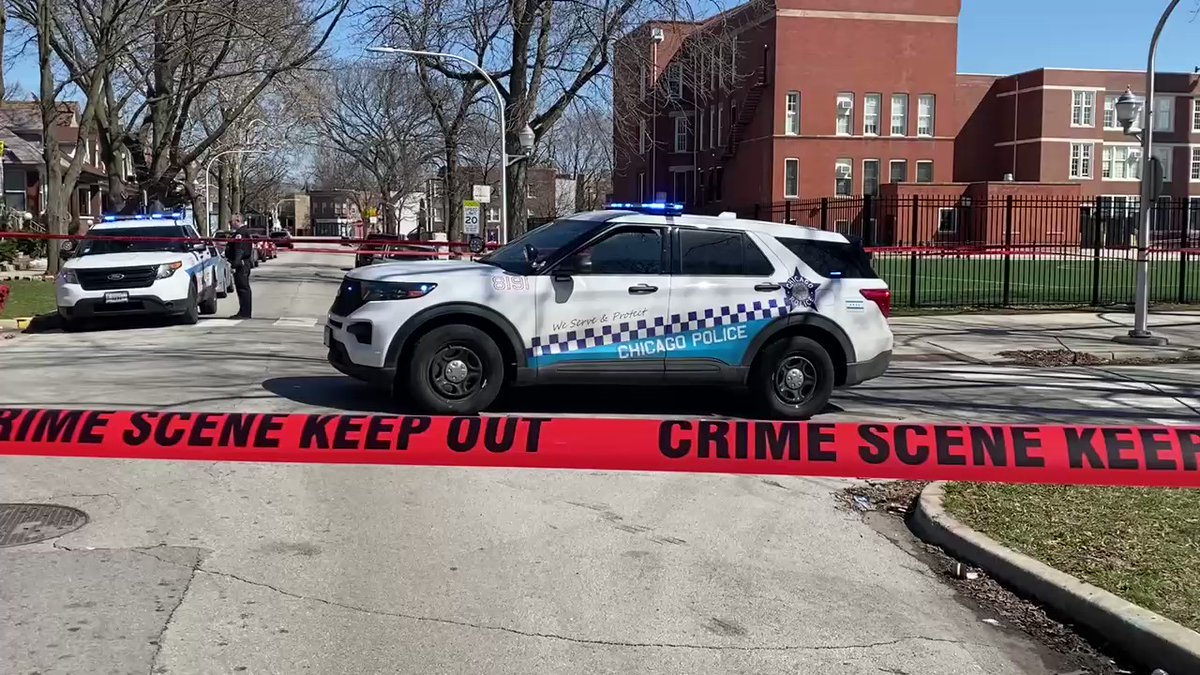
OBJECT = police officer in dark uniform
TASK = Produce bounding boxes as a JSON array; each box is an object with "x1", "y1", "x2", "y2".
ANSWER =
[{"x1": 226, "y1": 216, "x2": 254, "y2": 319}]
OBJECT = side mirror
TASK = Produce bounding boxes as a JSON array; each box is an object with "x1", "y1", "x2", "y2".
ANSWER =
[
  {"x1": 551, "y1": 256, "x2": 588, "y2": 281},
  {"x1": 192, "y1": 242, "x2": 208, "y2": 252}
]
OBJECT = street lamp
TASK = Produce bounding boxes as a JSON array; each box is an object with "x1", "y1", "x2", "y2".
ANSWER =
[
  {"x1": 366, "y1": 45, "x2": 534, "y2": 245},
  {"x1": 1112, "y1": 0, "x2": 1182, "y2": 348}
]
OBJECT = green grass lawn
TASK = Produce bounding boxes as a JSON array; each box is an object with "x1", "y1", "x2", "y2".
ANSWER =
[
  {"x1": 873, "y1": 256, "x2": 1198, "y2": 309},
  {"x1": 0, "y1": 280, "x2": 57, "y2": 319},
  {"x1": 943, "y1": 483, "x2": 1200, "y2": 633}
]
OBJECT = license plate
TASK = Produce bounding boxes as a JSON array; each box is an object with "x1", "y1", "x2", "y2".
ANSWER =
[
  {"x1": 103, "y1": 291, "x2": 129, "y2": 304},
  {"x1": 324, "y1": 326, "x2": 332, "y2": 347}
]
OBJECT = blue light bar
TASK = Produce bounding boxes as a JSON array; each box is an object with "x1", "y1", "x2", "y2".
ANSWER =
[
  {"x1": 99, "y1": 211, "x2": 186, "y2": 222},
  {"x1": 606, "y1": 202, "x2": 684, "y2": 214}
]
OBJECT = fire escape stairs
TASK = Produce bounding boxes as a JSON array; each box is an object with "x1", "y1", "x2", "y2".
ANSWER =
[{"x1": 721, "y1": 69, "x2": 768, "y2": 160}]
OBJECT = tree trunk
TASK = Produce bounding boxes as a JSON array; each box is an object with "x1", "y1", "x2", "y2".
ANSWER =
[
  {"x1": 444, "y1": 139, "x2": 461, "y2": 242},
  {"x1": 507, "y1": 157, "x2": 529, "y2": 238},
  {"x1": 231, "y1": 157, "x2": 242, "y2": 216}
]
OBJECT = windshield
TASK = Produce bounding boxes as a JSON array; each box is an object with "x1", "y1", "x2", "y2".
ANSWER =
[
  {"x1": 76, "y1": 226, "x2": 190, "y2": 256},
  {"x1": 479, "y1": 218, "x2": 601, "y2": 272}
]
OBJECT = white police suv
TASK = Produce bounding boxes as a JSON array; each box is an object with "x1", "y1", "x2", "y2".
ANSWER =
[
  {"x1": 57, "y1": 213, "x2": 222, "y2": 329},
  {"x1": 325, "y1": 204, "x2": 893, "y2": 419}
]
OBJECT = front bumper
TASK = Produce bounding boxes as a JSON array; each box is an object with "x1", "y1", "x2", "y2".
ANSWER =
[
  {"x1": 57, "y1": 275, "x2": 193, "y2": 319},
  {"x1": 327, "y1": 329, "x2": 395, "y2": 387},
  {"x1": 59, "y1": 295, "x2": 188, "y2": 319},
  {"x1": 841, "y1": 349, "x2": 892, "y2": 387}
]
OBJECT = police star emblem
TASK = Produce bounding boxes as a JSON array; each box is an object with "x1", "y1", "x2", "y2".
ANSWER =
[{"x1": 782, "y1": 268, "x2": 820, "y2": 311}]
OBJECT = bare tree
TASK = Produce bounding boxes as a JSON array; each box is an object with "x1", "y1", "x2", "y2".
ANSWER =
[
  {"x1": 311, "y1": 61, "x2": 439, "y2": 234},
  {"x1": 539, "y1": 101, "x2": 612, "y2": 213}
]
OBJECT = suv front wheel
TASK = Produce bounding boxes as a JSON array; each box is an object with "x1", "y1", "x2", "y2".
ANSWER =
[
  {"x1": 753, "y1": 336, "x2": 835, "y2": 420},
  {"x1": 406, "y1": 324, "x2": 505, "y2": 415}
]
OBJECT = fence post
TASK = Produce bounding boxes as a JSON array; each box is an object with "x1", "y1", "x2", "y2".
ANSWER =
[
  {"x1": 1002, "y1": 195, "x2": 1014, "y2": 307},
  {"x1": 784, "y1": 200, "x2": 792, "y2": 224},
  {"x1": 863, "y1": 194, "x2": 874, "y2": 246},
  {"x1": 1091, "y1": 197, "x2": 1103, "y2": 307},
  {"x1": 1179, "y1": 200, "x2": 1189, "y2": 304},
  {"x1": 820, "y1": 197, "x2": 828, "y2": 230},
  {"x1": 909, "y1": 195, "x2": 919, "y2": 308}
]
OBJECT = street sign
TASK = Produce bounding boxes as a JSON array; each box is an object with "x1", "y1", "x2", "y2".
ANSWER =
[
  {"x1": 468, "y1": 236, "x2": 484, "y2": 254},
  {"x1": 0, "y1": 141, "x2": 6, "y2": 156},
  {"x1": 463, "y1": 200, "x2": 481, "y2": 236},
  {"x1": 472, "y1": 185, "x2": 492, "y2": 203}
]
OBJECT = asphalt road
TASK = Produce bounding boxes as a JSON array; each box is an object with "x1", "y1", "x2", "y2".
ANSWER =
[{"x1": 1, "y1": 251, "x2": 1196, "y2": 675}]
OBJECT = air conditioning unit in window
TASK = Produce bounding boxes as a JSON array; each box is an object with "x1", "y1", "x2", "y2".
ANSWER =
[
  {"x1": 837, "y1": 100, "x2": 853, "y2": 111},
  {"x1": 835, "y1": 165, "x2": 852, "y2": 178}
]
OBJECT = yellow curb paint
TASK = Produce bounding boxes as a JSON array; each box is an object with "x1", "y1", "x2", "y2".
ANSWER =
[{"x1": 15, "y1": 317, "x2": 32, "y2": 330}]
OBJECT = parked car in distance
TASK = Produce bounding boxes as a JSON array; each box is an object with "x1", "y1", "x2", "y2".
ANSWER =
[
  {"x1": 270, "y1": 229, "x2": 293, "y2": 249},
  {"x1": 354, "y1": 233, "x2": 439, "y2": 267}
]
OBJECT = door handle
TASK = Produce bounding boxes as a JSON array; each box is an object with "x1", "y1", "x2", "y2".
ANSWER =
[
  {"x1": 628, "y1": 284, "x2": 658, "y2": 294},
  {"x1": 754, "y1": 282, "x2": 781, "y2": 291}
]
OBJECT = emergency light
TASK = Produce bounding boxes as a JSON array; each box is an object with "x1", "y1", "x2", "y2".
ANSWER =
[
  {"x1": 606, "y1": 202, "x2": 684, "y2": 214},
  {"x1": 100, "y1": 211, "x2": 186, "y2": 222}
]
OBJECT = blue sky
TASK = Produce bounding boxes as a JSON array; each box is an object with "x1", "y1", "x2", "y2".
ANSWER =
[{"x1": 4, "y1": 1, "x2": 1198, "y2": 93}]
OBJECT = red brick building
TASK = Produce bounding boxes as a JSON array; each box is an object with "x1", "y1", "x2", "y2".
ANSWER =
[{"x1": 612, "y1": 1, "x2": 1200, "y2": 213}]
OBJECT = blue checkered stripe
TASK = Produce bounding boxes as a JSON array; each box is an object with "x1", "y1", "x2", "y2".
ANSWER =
[{"x1": 527, "y1": 299, "x2": 786, "y2": 357}]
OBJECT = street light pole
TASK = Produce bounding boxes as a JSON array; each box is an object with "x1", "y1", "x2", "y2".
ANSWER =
[
  {"x1": 1114, "y1": 0, "x2": 1180, "y2": 347},
  {"x1": 366, "y1": 46, "x2": 536, "y2": 245}
]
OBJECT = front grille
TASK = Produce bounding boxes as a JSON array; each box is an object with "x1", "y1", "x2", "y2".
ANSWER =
[
  {"x1": 330, "y1": 278, "x2": 367, "y2": 316},
  {"x1": 77, "y1": 266, "x2": 158, "y2": 291}
]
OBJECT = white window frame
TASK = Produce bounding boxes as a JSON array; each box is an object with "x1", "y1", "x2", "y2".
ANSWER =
[
  {"x1": 834, "y1": 158, "x2": 853, "y2": 196},
  {"x1": 890, "y1": 94, "x2": 908, "y2": 137},
  {"x1": 638, "y1": 172, "x2": 646, "y2": 201},
  {"x1": 727, "y1": 37, "x2": 737, "y2": 87},
  {"x1": 916, "y1": 160, "x2": 934, "y2": 183},
  {"x1": 639, "y1": 63, "x2": 646, "y2": 98},
  {"x1": 1154, "y1": 95, "x2": 1173, "y2": 133},
  {"x1": 937, "y1": 208, "x2": 958, "y2": 234},
  {"x1": 1101, "y1": 144, "x2": 1139, "y2": 181},
  {"x1": 673, "y1": 115, "x2": 690, "y2": 153},
  {"x1": 667, "y1": 63, "x2": 682, "y2": 100},
  {"x1": 1152, "y1": 145, "x2": 1173, "y2": 182},
  {"x1": 1192, "y1": 98, "x2": 1200, "y2": 133},
  {"x1": 863, "y1": 93, "x2": 881, "y2": 136},
  {"x1": 917, "y1": 94, "x2": 935, "y2": 137},
  {"x1": 785, "y1": 91, "x2": 801, "y2": 135},
  {"x1": 697, "y1": 113, "x2": 705, "y2": 151},
  {"x1": 716, "y1": 105, "x2": 723, "y2": 146},
  {"x1": 709, "y1": 105, "x2": 717, "y2": 148},
  {"x1": 783, "y1": 158, "x2": 800, "y2": 198},
  {"x1": 638, "y1": 119, "x2": 647, "y2": 154},
  {"x1": 1103, "y1": 95, "x2": 1121, "y2": 131},
  {"x1": 1191, "y1": 146, "x2": 1200, "y2": 182},
  {"x1": 1069, "y1": 142, "x2": 1094, "y2": 179},
  {"x1": 1071, "y1": 90, "x2": 1095, "y2": 127},
  {"x1": 862, "y1": 159, "x2": 880, "y2": 196},
  {"x1": 836, "y1": 93, "x2": 854, "y2": 136},
  {"x1": 889, "y1": 159, "x2": 908, "y2": 183}
]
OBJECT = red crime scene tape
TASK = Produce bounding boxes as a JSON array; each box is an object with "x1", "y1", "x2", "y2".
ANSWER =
[{"x1": 1, "y1": 408, "x2": 1197, "y2": 488}]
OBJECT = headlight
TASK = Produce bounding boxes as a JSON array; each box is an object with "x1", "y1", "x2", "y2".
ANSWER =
[
  {"x1": 156, "y1": 261, "x2": 183, "y2": 279},
  {"x1": 359, "y1": 281, "x2": 437, "y2": 301},
  {"x1": 59, "y1": 268, "x2": 79, "y2": 284}
]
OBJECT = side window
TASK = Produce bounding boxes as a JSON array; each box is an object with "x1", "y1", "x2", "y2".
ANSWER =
[
  {"x1": 678, "y1": 229, "x2": 775, "y2": 276},
  {"x1": 562, "y1": 227, "x2": 664, "y2": 275},
  {"x1": 776, "y1": 236, "x2": 878, "y2": 279}
]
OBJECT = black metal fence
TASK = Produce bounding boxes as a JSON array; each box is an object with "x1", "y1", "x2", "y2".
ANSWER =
[{"x1": 720, "y1": 195, "x2": 1200, "y2": 310}]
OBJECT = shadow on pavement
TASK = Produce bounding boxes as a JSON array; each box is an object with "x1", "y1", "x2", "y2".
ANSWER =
[{"x1": 260, "y1": 375, "x2": 845, "y2": 419}]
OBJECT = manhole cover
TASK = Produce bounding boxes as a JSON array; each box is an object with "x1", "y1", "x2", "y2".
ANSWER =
[{"x1": 0, "y1": 503, "x2": 89, "y2": 547}]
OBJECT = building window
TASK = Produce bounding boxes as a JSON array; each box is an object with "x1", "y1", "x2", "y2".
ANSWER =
[
  {"x1": 784, "y1": 158, "x2": 799, "y2": 198},
  {"x1": 709, "y1": 105, "x2": 716, "y2": 148},
  {"x1": 889, "y1": 159, "x2": 908, "y2": 183},
  {"x1": 1071, "y1": 90, "x2": 1095, "y2": 127},
  {"x1": 638, "y1": 172, "x2": 646, "y2": 201},
  {"x1": 1104, "y1": 95, "x2": 1120, "y2": 130},
  {"x1": 2, "y1": 168, "x2": 26, "y2": 211},
  {"x1": 1152, "y1": 145, "x2": 1173, "y2": 182},
  {"x1": 917, "y1": 94, "x2": 935, "y2": 136},
  {"x1": 673, "y1": 116, "x2": 690, "y2": 153},
  {"x1": 938, "y1": 208, "x2": 959, "y2": 233},
  {"x1": 1102, "y1": 145, "x2": 1139, "y2": 180},
  {"x1": 836, "y1": 93, "x2": 853, "y2": 136},
  {"x1": 1192, "y1": 147, "x2": 1200, "y2": 182},
  {"x1": 638, "y1": 119, "x2": 647, "y2": 154},
  {"x1": 667, "y1": 64, "x2": 682, "y2": 99},
  {"x1": 714, "y1": 166, "x2": 723, "y2": 201},
  {"x1": 1193, "y1": 98, "x2": 1200, "y2": 132},
  {"x1": 890, "y1": 94, "x2": 908, "y2": 136},
  {"x1": 834, "y1": 158, "x2": 853, "y2": 196},
  {"x1": 639, "y1": 63, "x2": 646, "y2": 97},
  {"x1": 78, "y1": 188, "x2": 92, "y2": 216},
  {"x1": 716, "y1": 105, "x2": 723, "y2": 146},
  {"x1": 863, "y1": 93, "x2": 881, "y2": 136},
  {"x1": 785, "y1": 91, "x2": 800, "y2": 135},
  {"x1": 487, "y1": 206, "x2": 500, "y2": 222},
  {"x1": 726, "y1": 38, "x2": 737, "y2": 86},
  {"x1": 1154, "y1": 95, "x2": 1173, "y2": 132},
  {"x1": 916, "y1": 160, "x2": 933, "y2": 183},
  {"x1": 863, "y1": 159, "x2": 880, "y2": 196},
  {"x1": 1069, "y1": 142, "x2": 1093, "y2": 179}
]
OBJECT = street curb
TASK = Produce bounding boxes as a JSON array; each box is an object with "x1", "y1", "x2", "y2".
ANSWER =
[
  {"x1": 912, "y1": 482, "x2": 1200, "y2": 675},
  {"x1": 0, "y1": 319, "x2": 16, "y2": 330}
]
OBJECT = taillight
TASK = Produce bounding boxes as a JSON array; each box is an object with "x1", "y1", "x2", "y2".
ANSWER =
[{"x1": 860, "y1": 288, "x2": 891, "y2": 318}]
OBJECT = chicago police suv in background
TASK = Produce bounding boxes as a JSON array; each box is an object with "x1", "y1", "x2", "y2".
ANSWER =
[
  {"x1": 56, "y1": 213, "x2": 224, "y2": 330},
  {"x1": 325, "y1": 204, "x2": 893, "y2": 419}
]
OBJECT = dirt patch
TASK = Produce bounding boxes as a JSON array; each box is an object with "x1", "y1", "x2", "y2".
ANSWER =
[
  {"x1": 838, "y1": 481, "x2": 1144, "y2": 675},
  {"x1": 997, "y1": 348, "x2": 1200, "y2": 368}
]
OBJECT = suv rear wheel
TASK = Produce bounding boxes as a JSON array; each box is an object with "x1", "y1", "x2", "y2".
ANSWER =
[
  {"x1": 405, "y1": 324, "x2": 505, "y2": 414},
  {"x1": 753, "y1": 336, "x2": 835, "y2": 420}
]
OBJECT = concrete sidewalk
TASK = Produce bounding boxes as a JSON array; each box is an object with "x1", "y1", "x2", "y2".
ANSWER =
[{"x1": 891, "y1": 310, "x2": 1200, "y2": 363}]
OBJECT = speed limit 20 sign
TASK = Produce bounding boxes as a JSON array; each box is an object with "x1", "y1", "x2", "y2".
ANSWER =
[{"x1": 463, "y1": 200, "x2": 481, "y2": 236}]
